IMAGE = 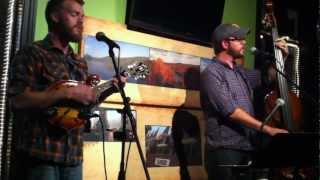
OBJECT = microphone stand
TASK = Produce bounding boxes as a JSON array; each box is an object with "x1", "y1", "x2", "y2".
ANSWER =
[
  {"x1": 108, "y1": 47, "x2": 151, "y2": 180},
  {"x1": 267, "y1": 58, "x2": 317, "y2": 105}
]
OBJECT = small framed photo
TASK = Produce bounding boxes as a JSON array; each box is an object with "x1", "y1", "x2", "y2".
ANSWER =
[{"x1": 84, "y1": 107, "x2": 136, "y2": 142}]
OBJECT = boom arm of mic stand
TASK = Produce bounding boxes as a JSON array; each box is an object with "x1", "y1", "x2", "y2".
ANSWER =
[{"x1": 108, "y1": 48, "x2": 151, "y2": 180}]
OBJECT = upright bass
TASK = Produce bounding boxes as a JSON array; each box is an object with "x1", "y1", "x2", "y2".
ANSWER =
[
  {"x1": 260, "y1": 1, "x2": 314, "y2": 179},
  {"x1": 262, "y1": 0, "x2": 302, "y2": 132}
]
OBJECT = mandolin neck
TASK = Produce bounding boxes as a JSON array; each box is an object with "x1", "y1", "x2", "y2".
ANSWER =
[{"x1": 94, "y1": 80, "x2": 113, "y2": 102}]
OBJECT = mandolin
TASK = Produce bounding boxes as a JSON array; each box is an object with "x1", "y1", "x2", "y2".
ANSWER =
[{"x1": 46, "y1": 62, "x2": 149, "y2": 130}]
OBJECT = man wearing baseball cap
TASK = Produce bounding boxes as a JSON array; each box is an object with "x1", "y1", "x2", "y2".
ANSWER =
[{"x1": 200, "y1": 23, "x2": 288, "y2": 179}]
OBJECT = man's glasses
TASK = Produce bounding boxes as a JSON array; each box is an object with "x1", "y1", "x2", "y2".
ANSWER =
[{"x1": 226, "y1": 38, "x2": 245, "y2": 42}]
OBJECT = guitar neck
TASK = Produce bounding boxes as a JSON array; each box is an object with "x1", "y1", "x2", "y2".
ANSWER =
[{"x1": 94, "y1": 80, "x2": 113, "y2": 99}]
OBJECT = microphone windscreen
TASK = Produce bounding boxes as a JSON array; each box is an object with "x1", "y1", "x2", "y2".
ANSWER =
[
  {"x1": 250, "y1": 47, "x2": 257, "y2": 54},
  {"x1": 276, "y1": 98, "x2": 285, "y2": 106},
  {"x1": 95, "y1": 32, "x2": 105, "y2": 41}
]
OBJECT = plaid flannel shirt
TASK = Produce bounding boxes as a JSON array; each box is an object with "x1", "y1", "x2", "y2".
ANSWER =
[{"x1": 9, "y1": 34, "x2": 88, "y2": 165}]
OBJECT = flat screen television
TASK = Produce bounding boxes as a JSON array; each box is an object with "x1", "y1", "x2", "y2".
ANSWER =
[{"x1": 126, "y1": 0, "x2": 225, "y2": 47}]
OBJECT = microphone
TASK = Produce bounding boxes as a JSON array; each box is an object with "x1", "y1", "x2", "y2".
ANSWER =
[
  {"x1": 260, "y1": 98, "x2": 285, "y2": 131},
  {"x1": 96, "y1": 32, "x2": 120, "y2": 49},
  {"x1": 250, "y1": 47, "x2": 275, "y2": 59}
]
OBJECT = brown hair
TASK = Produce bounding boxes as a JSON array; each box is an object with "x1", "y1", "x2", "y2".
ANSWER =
[{"x1": 45, "y1": 0, "x2": 85, "y2": 30}]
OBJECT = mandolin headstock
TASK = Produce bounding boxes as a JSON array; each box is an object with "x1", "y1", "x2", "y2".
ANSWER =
[{"x1": 123, "y1": 62, "x2": 150, "y2": 80}]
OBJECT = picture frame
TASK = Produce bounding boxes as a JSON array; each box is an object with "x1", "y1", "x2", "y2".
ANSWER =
[
  {"x1": 80, "y1": 17, "x2": 213, "y2": 108},
  {"x1": 84, "y1": 107, "x2": 137, "y2": 142}
]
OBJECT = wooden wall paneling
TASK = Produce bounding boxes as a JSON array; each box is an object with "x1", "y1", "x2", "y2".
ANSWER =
[
  {"x1": 83, "y1": 105, "x2": 207, "y2": 180},
  {"x1": 82, "y1": 16, "x2": 209, "y2": 180}
]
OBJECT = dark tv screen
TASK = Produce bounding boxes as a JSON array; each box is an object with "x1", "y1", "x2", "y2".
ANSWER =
[{"x1": 126, "y1": 0, "x2": 225, "y2": 47}]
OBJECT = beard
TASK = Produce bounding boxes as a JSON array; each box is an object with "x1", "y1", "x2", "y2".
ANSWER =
[
  {"x1": 227, "y1": 47, "x2": 244, "y2": 59},
  {"x1": 58, "y1": 21, "x2": 83, "y2": 43}
]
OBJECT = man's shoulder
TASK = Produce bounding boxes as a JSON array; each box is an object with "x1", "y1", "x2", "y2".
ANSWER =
[
  {"x1": 18, "y1": 40, "x2": 46, "y2": 53},
  {"x1": 202, "y1": 60, "x2": 226, "y2": 74}
]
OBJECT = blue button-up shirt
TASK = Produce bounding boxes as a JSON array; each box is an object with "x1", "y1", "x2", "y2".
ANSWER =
[{"x1": 200, "y1": 59, "x2": 260, "y2": 151}]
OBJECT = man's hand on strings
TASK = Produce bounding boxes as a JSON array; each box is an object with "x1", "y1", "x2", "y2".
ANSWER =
[{"x1": 275, "y1": 37, "x2": 289, "y2": 59}]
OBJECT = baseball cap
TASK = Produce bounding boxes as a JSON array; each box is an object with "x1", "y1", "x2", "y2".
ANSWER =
[{"x1": 211, "y1": 23, "x2": 250, "y2": 44}]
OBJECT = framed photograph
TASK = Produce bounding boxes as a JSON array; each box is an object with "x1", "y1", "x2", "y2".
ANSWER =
[
  {"x1": 148, "y1": 48, "x2": 200, "y2": 90},
  {"x1": 83, "y1": 35, "x2": 200, "y2": 90},
  {"x1": 145, "y1": 123, "x2": 202, "y2": 167},
  {"x1": 81, "y1": 17, "x2": 213, "y2": 108},
  {"x1": 83, "y1": 107, "x2": 137, "y2": 142},
  {"x1": 83, "y1": 35, "x2": 150, "y2": 84}
]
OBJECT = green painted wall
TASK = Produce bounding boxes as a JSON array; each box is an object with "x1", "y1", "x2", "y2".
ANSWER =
[
  {"x1": 223, "y1": 0, "x2": 257, "y2": 67},
  {"x1": 35, "y1": 0, "x2": 256, "y2": 67},
  {"x1": 34, "y1": 0, "x2": 126, "y2": 41}
]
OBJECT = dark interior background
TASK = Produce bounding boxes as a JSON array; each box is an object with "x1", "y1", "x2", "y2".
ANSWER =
[{"x1": 126, "y1": 0, "x2": 225, "y2": 47}]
